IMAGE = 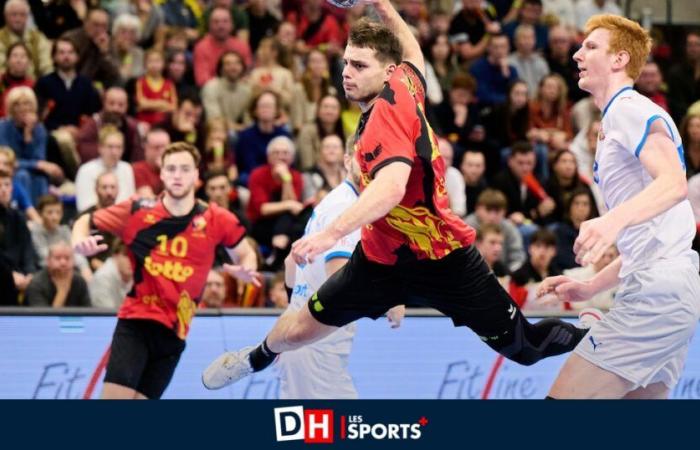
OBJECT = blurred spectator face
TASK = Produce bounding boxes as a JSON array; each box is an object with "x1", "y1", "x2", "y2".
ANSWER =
[
  {"x1": 462, "y1": 0, "x2": 481, "y2": 11},
  {"x1": 255, "y1": 92, "x2": 278, "y2": 122},
  {"x1": 5, "y1": 1, "x2": 29, "y2": 34},
  {"x1": 213, "y1": 0, "x2": 232, "y2": 8},
  {"x1": 304, "y1": 0, "x2": 324, "y2": 14},
  {"x1": 98, "y1": 133, "x2": 125, "y2": 169},
  {"x1": 104, "y1": 88, "x2": 128, "y2": 116},
  {"x1": 40, "y1": 203, "x2": 63, "y2": 231},
  {"x1": 255, "y1": 38, "x2": 277, "y2": 65},
  {"x1": 161, "y1": 151, "x2": 198, "y2": 199},
  {"x1": 553, "y1": 151, "x2": 577, "y2": 180},
  {"x1": 85, "y1": 9, "x2": 109, "y2": 41},
  {"x1": 569, "y1": 192, "x2": 591, "y2": 224},
  {"x1": 145, "y1": 52, "x2": 165, "y2": 77},
  {"x1": 47, "y1": 243, "x2": 74, "y2": 278},
  {"x1": 402, "y1": 0, "x2": 423, "y2": 20},
  {"x1": 431, "y1": 34, "x2": 450, "y2": 63},
  {"x1": 460, "y1": 151, "x2": 485, "y2": 185},
  {"x1": 10, "y1": 95, "x2": 35, "y2": 120},
  {"x1": 114, "y1": 24, "x2": 138, "y2": 51},
  {"x1": 165, "y1": 34, "x2": 188, "y2": 54},
  {"x1": 269, "y1": 280, "x2": 289, "y2": 308},
  {"x1": 0, "y1": 175, "x2": 12, "y2": 206},
  {"x1": 96, "y1": 172, "x2": 118, "y2": 207},
  {"x1": 222, "y1": 52, "x2": 244, "y2": 81},
  {"x1": 54, "y1": 40, "x2": 78, "y2": 71},
  {"x1": 548, "y1": 26, "x2": 571, "y2": 58},
  {"x1": 449, "y1": 86, "x2": 472, "y2": 106},
  {"x1": 277, "y1": 22, "x2": 297, "y2": 48},
  {"x1": 205, "y1": 174, "x2": 231, "y2": 207},
  {"x1": 317, "y1": 95, "x2": 341, "y2": 124},
  {"x1": 430, "y1": 12, "x2": 450, "y2": 35},
  {"x1": 686, "y1": 116, "x2": 700, "y2": 144},
  {"x1": 475, "y1": 204, "x2": 505, "y2": 225},
  {"x1": 539, "y1": 76, "x2": 560, "y2": 103},
  {"x1": 636, "y1": 62, "x2": 662, "y2": 94},
  {"x1": 320, "y1": 135, "x2": 344, "y2": 165},
  {"x1": 515, "y1": 27, "x2": 536, "y2": 55},
  {"x1": 686, "y1": 33, "x2": 700, "y2": 62},
  {"x1": 202, "y1": 270, "x2": 227, "y2": 308},
  {"x1": 488, "y1": 35, "x2": 510, "y2": 61},
  {"x1": 476, "y1": 230, "x2": 504, "y2": 267},
  {"x1": 167, "y1": 52, "x2": 187, "y2": 81},
  {"x1": 0, "y1": 151, "x2": 13, "y2": 174},
  {"x1": 586, "y1": 120, "x2": 601, "y2": 153},
  {"x1": 508, "y1": 150, "x2": 536, "y2": 179},
  {"x1": 593, "y1": 245, "x2": 618, "y2": 272},
  {"x1": 175, "y1": 100, "x2": 200, "y2": 131},
  {"x1": 520, "y1": 1, "x2": 542, "y2": 24},
  {"x1": 509, "y1": 81, "x2": 529, "y2": 109},
  {"x1": 437, "y1": 138, "x2": 453, "y2": 167},
  {"x1": 307, "y1": 50, "x2": 328, "y2": 77},
  {"x1": 210, "y1": 8, "x2": 233, "y2": 41},
  {"x1": 144, "y1": 130, "x2": 171, "y2": 167},
  {"x1": 6, "y1": 45, "x2": 29, "y2": 77},
  {"x1": 267, "y1": 139, "x2": 295, "y2": 166},
  {"x1": 529, "y1": 241, "x2": 555, "y2": 269}
]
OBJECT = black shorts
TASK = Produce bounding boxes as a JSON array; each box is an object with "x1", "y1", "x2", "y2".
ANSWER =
[
  {"x1": 309, "y1": 244, "x2": 521, "y2": 339},
  {"x1": 104, "y1": 319, "x2": 186, "y2": 399}
]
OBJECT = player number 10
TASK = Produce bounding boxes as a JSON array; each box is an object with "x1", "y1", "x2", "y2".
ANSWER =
[{"x1": 156, "y1": 235, "x2": 188, "y2": 258}]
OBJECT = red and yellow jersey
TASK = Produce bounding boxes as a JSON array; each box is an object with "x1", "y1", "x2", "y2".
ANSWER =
[
  {"x1": 91, "y1": 197, "x2": 246, "y2": 339},
  {"x1": 354, "y1": 62, "x2": 475, "y2": 265}
]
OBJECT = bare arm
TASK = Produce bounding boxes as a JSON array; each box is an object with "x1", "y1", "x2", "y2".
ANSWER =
[
  {"x1": 369, "y1": 0, "x2": 425, "y2": 75},
  {"x1": 223, "y1": 238, "x2": 261, "y2": 287}
]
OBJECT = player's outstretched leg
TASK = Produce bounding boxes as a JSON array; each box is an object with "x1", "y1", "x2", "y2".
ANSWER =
[{"x1": 202, "y1": 304, "x2": 337, "y2": 389}]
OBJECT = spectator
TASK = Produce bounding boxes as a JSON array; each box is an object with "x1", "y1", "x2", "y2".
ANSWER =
[
  {"x1": 667, "y1": 30, "x2": 700, "y2": 123},
  {"x1": 249, "y1": 37, "x2": 296, "y2": 122},
  {"x1": 509, "y1": 227, "x2": 561, "y2": 310},
  {"x1": 492, "y1": 141, "x2": 555, "y2": 226},
  {"x1": 201, "y1": 50, "x2": 253, "y2": 134},
  {"x1": 75, "y1": 126, "x2": 135, "y2": 212},
  {"x1": 502, "y1": 0, "x2": 548, "y2": 52},
  {"x1": 570, "y1": 118, "x2": 600, "y2": 182},
  {"x1": 0, "y1": 168, "x2": 36, "y2": 303},
  {"x1": 470, "y1": 33, "x2": 519, "y2": 108},
  {"x1": 245, "y1": 0, "x2": 280, "y2": 54},
  {"x1": 296, "y1": 94, "x2": 344, "y2": 171},
  {"x1": 159, "y1": 0, "x2": 202, "y2": 42},
  {"x1": 200, "y1": 268, "x2": 227, "y2": 308},
  {"x1": 32, "y1": 0, "x2": 84, "y2": 40},
  {"x1": 62, "y1": 7, "x2": 122, "y2": 88},
  {"x1": 635, "y1": 61, "x2": 669, "y2": 112},
  {"x1": 0, "y1": 0, "x2": 53, "y2": 78},
  {"x1": 681, "y1": 113, "x2": 700, "y2": 179},
  {"x1": 448, "y1": 0, "x2": 500, "y2": 64},
  {"x1": 298, "y1": 49, "x2": 337, "y2": 126},
  {"x1": 529, "y1": 73, "x2": 573, "y2": 147},
  {"x1": 73, "y1": 171, "x2": 119, "y2": 271},
  {"x1": 437, "y1": 137, "x2": 466, "y2": 218},
  {"x1": 475, "y1": 223, "x2": 509, "y2": 286},
  {"x1": 424, "y1": 32, "x2": 459, "y2": 104},
  {"x1": 157, "y1": 94, "x2": 206, "y2": 156},
  {"x1": 25, "y1": 241, "x2": 90, "y2": 307},
  {"x1": 549, "y1": 187, "x2": 597, "y2": 270},
  {"x1": 544, "y1": 149, "x2": 599, "y2": 224},
  {"x1": 0, "y1": 42, "x2": 34, "y2": 117},
  {"x1": 267, "y1": 270, "x2": 289, "y2": 308},
  {"x1": 0, "y1": 145, "x2": 39, "y2": 223},
  {"x1": 236, "y1": 90, "x2": 292, "y2": 186},
  {"x1": 30, "y1": 193, "x2": 91, "y2": 280},
  {"x1": 88, "y1": 238, "x2": 133, "y2": 309},
  {"x1": 302, "y1": 134, "x2": 345, "y2": 203},
  {"x1": 77, "y1": 86, "x2": 143, "y2": 163},
  {"x1": 507, "y1": 24, "x2": 549, "y2": 98},
  {"x1": 193, "y1": 7, "x2": 252, "y2": 87},
  {"x1": 165, "y1": 49, "x2": 198, "y2": 101},
  {"x1": 34, "y1": 37, "x2": 102, "y2": 132},
  {"x1": 465, "y1": 188, "x2": 526, "y2": 272},
  {"x1": 202, "y1": 118, "x2": 236, "y2": 179},
  {"x1": 563, "y1": 245, "x2": 619, "y2": 311},
  {"x1": 574, "y1": 0, "x2": 622, "y2": 32},
  {"x1": 287, "y1": 0, "x2": 345, "y2": 53},
  {"x1": 203, "y1": 0, "x2": 250, "y2": 42},
  {"x1": 132, "y1": 127, "x2": 170, "y2": 198},
  {"x1": 0, "y1": 86, "x2": 61, "y2": 203},
  {"x1": 433, "y1": 73, "x2": 482, "y2": 153},
  {"x1": 688, "y1": 173, "x2": 700, "y2": 223},
  {"x1": 247, "y1": 136, "x2": 305, "y2": 270},
  {"x1": 111, "y1": 13, "x2": 145, "y2": 81},
  {"x1": 482, "y1": 80, "x2": 530, "y2": 177},
  {"x1": 541, "y1": 0, "x2": 576, "y2": 31},
  {"x1": 203, "y1": 168, "x2": 249, "y2": 231},
  {"x1": 545, "y1": 25, "x2": 584, "y2": 103},
  {"x1": 459, "y1": 149, "x2": 487, "y2": 215},
  {"x1": 127, "y1": 0, "x2": 165, "y2": 48},
  {"x1": 135, "y1": 49, "x2": 177, "y2": 126}
]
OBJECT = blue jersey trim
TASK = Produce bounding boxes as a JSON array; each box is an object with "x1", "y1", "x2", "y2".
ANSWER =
[
  {"x1": 634, "y1": 114, "x2": 675, "y2": 159},
  {"x1": 602, "y1": 86, "x2": 633, "y2": 118},
  {"x1": 324, "y1": 251, "x2": 352, "y2": 262}
]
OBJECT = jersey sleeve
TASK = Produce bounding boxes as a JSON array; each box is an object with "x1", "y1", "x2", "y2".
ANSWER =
[
  {"x1": 610, "y1": 97, "x2": 677, "y2": 158},
  {"x1": 90, "y1": 198, "x2": 134, "y2": 239},
  {"x1": 213, "y1": 204, "x2": 247, "y2": 249},
  {"x1": 319, "y1": 197, "x2": 360, "y2": 262}
]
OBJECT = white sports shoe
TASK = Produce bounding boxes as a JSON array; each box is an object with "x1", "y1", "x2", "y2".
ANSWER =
[
  {"x1": 202, "y1": 346, "x2": 255, "y2": 390},
  {"x1": 577, "y1": 308, "x2": 603, "y2": 330}
]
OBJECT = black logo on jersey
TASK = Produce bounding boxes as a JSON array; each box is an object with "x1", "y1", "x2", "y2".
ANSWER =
[{"x1": 364, "y1": 144, "x2": 383, "y2": 162}]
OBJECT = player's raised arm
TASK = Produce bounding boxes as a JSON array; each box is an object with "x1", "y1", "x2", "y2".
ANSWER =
[{"x1": 367, "y1": 0, "x2": 425, "y2": 75}]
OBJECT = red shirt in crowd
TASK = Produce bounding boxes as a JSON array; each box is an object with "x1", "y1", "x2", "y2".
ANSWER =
[
  {"x1": 193, "y1": 34, "x2": 253, "y2": 87},
  {"x1": 246, "y1": 164, "x2": 303, "y2": 223},
  {"x1": 132, "y1": 161, "x2": 163, "y2": 195}
]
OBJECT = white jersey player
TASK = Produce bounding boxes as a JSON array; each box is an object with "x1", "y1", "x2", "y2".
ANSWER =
[{"x1": 538, "y1": 15, "x2": 700, "y2": 399}]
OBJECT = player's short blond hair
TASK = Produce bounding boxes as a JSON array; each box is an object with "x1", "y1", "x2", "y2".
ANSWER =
[{"x1": 584, "y1": 14, "x2": 652, "y2": 81}]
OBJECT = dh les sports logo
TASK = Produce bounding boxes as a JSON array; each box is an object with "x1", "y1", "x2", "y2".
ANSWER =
[{"x1": 273, "y1": 406, "x2": 426, "y2": 443}]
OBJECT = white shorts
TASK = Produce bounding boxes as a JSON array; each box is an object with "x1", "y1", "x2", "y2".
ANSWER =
[
  {"x1": 574, "y1": 256, "x2": 700, "y2": 390},
  {"x1": 277, "y1": 325, "x2": 357, "y2": 399}
]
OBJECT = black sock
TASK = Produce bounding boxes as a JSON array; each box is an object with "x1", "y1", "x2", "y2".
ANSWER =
[{"x1": 248, "y1": 338, "x2": 278, "y2": 372}]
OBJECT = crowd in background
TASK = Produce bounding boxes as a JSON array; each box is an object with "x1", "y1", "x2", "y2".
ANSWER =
[{"x1": 0, "y1": 0, "x2": 698, "y2": 313}]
